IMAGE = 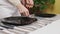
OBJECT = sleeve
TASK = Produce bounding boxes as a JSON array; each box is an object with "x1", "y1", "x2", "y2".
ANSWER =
[{"x1": 8, "y1": 0, "x2": 21, "y2": 6}]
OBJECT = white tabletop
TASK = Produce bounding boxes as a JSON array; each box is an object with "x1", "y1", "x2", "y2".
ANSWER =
[
  {"x1": 0, "y1": 14, "x2": 60, "y2": 34},
  {"x1": 30, "y1": 20, "x2": 60, "y2": 34}
]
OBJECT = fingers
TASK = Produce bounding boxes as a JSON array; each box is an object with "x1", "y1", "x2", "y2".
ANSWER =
[
  {"x1": 21, "y1": 0, "x2": 26, "y2": 5},
  {"x1": 17, "y1": 4, "x2": 30, "y2": 16},
  {"x1": 26, "y1": 10, "x2": 30, "y2": 16},
  {"x1": 19, "y1": 10, "x2": 30, "y2": 16},
  {"x1": 26, "y1": 4, "x2": 33, "y2": 8},
  {"x1": 26, "y1": 0, "x2": 34, "y2": 8},
  {"x1": 21, "y1": 0, "x2": 34, "y2": 8},
  {"x1": 26, "y1": 0, "x2": 34, "y2": 5},
  {"x1": 24, "y1": 11, "x2": 30, "y2": 16},
  {"x1": 26, "y1": 0, "x2": 30, "y2": 4}
]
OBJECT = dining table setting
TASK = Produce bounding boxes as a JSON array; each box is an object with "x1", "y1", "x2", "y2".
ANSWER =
[{"x1": 0, "y1": 14, "x2": 60, "y2": 34}]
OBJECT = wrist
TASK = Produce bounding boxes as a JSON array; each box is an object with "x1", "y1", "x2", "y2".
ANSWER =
[{"x1": 16, "y1": 4, "x2": 25, "y2": 9}]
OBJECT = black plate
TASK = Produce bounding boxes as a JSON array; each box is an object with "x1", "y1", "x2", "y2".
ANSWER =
[
  {"x1": 1, "y1": 16, "x2": 37, "y2": 26},
  {"x1": 35, "y1": 14, "x2": 56, "y2": 18}
]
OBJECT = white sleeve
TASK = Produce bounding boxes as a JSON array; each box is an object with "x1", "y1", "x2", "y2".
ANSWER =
[{"x1": 8, "y1": 0, "x2": 21, "y2": 6}]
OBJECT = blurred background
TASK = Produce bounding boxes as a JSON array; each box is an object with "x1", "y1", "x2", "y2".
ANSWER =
[
  {"x1": 46, "y1": 0, "x2": 60, "y2": 14},
  {"x1": 29, "y1": 0, "x2": 60, "y2": 14}
]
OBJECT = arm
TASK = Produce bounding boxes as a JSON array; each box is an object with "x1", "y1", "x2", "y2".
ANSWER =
[{"x1": 8, "y1": 0, "x2": 30, "y2": 16}]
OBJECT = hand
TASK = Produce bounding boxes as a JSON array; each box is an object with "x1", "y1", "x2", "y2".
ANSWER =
[
  {"x1": 17, "y1": 4, "x2": 30, "y2": 16},
  {"x1": 21, "y1": 0, "x2": 34, "y2": 8}
]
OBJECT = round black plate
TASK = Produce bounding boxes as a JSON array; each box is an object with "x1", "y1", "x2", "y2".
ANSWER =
[
  {"x1": 1, "y1": 16, "x2": 37, "y2": 26},
  {"x1": 35, "y1": 14, "x2": 56, "y2": 18}
]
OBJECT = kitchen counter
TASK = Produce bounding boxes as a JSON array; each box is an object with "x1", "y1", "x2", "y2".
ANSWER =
[{"x1": 0, "y1": 14, "x2": 60, "y2": 34}]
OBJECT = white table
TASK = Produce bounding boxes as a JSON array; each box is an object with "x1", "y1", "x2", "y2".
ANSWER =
[
  {"x1": 30, "y1": 20, "x2": 60, "y2": 34},
  {"x1": 0, "y1": 14, "x2": 60, "y2": 34}
]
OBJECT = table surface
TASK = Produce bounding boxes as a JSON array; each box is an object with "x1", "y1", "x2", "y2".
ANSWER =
[
  {"x1": 29, "y1": 19, "x2": 60, "y2": 34},
  {"x1": 0, "y1": 14, "x2": 60, "y2": 34}
]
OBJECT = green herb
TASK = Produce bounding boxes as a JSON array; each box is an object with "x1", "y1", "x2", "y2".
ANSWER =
[{"x1": 33, "y1": 0, "x2": 55, "y2": 11}]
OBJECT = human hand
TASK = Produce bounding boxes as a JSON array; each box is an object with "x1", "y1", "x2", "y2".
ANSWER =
[
  {"x1": 17, "y1": 4, "x2": 30, "y2": 16},
  {"x1": 21, "y1": 0, "x2": 34, "y2": 8}
]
